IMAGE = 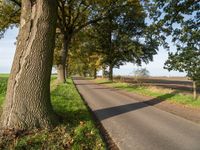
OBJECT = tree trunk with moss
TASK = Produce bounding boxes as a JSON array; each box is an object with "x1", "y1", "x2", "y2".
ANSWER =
[{"x1": 0, "y1": 0, "x2": 58, "y2": 130}]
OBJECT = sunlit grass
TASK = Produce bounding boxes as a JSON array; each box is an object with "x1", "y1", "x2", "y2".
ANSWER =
[
  {"x1": 0, "y1": 74, "x2": 9, "y2": 78},
  {"x1": 0, "y1": 76, "x2": 7, "y2": 108},
  {"x1": 0, "y1": 76, "x2": 105, "y2": 149},
  {"x1": 95, "y1": 78, "x2": 200, "y2": 108}
]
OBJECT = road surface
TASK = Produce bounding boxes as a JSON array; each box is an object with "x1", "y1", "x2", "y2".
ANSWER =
[{"x1": 73, "y1": 78, "x2": 200, "y2": 150}]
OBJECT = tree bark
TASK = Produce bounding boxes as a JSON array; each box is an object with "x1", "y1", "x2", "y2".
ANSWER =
[
  {"x1": 57, "y1": 34, "x2": 71, "y2": 83},
  {"x1": 193, "y1": 81, "x2": 197, "y2": 99},
  {"x1": 57, "y1": 64, "x2": 65, "y2": 83},
  {"x1": 0, "y1": 0, "x2": 58, "y2": 130},
  {"x1": 93, "y1": 68, "x2": 97, "y2": 79},
  {"x1": 58, "y1": 34, "x2": 68, "y2": 83},
  {"x1": 108, "y1": 64, "x2": 113, "y2": 81}
]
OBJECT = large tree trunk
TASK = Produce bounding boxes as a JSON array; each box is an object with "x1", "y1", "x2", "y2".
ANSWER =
[
  {"x1": 57, "y1": 34, "x2": 71, "y2": 83},
  {"x1": 0, "y1": 0, "x2": 58, "y2": 130},
  {"x1": 108, "y1": 64, "x2": 113, "y2": 81},
  {"x1": 57, "y1": 64, "x2": 65, "y2": 83},
  {"x1": 93, "y1": 68, "x2": 97, "y2": 79},
  {"x1": 193, "y1": 81, "x2": 197, "y2": 99}
]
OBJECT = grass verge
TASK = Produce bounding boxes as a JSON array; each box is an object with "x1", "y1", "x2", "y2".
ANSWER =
[
  {"x1": 0, "y1": 76, "x2": 105, "y2": 149},
  {"x1": 0, "y1": 76, "x2": 7, "y2": 108},
  {"x1": 95, "y1": 78, "x2": 200, "y2": 108}
]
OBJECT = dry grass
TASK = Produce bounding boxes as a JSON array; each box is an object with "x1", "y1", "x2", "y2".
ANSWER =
[{"x1": 146, "y1": 85, "x2": 174, "y2": 94}]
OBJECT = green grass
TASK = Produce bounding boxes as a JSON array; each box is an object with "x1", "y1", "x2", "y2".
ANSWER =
[
  {"x1": 0, "y1": 76, "x2": 105, "y2": 150},
  {"x1": 0, "y1": 76, "x2": 7, "y2": 107},
  {"x1": 95, "y1": 78, "x2": 200, "y2": 108},
  {"x1": 0, "y1": 74, "x2": 9, "y2": 78}
]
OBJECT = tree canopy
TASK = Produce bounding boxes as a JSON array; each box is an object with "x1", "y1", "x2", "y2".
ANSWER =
[
  {"x1": 81, "y1": 0, "x2": 158, "y2": 80},
  {"x1": 146, "y1": 0, "x2": 200, "y2": 80},
  {"x1": 0, "y1": 0, "x2": 20, "y2": 38}
]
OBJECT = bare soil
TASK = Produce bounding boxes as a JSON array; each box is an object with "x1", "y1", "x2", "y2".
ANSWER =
[{"x1": 114, "y1": 76, "x2": 199, "y2": 95}]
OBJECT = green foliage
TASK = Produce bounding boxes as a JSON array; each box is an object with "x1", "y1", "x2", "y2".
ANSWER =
[
  {"x1": 53, "y1": 34, "x2": 63, "y2": 65},
  {"x1": 73, "y1": 121, "x2": 104, "y2": 150},
  {"x1": 0, "y1": 0, "x2": 20, "y2": 37},
  {"x1": 0, "y1": 75, "x2": 8, "y2": 107},
  {"x1": 146, "y1": 0, "x2": 200, "y2": 81},
  {"x1": 67, "y1": 31, "x2": 103, "y2": 77},
  {"x1": 54, "y1": 0, "x2": 159, "y2": 78},
  {"x1": 0, "y1": 77, "x2": 7, "y2": 95},
  {"x1": 55, "y1": 0, "x2": 111, "y2": 66},
  {"x1": 86, "y1": 0, "x2": 158, "y2": 70},
  {"x1": 165, "y1": 48, "x2": 200, "y2": 81},
  {"x1": 0, "y1": 78, "x2": 105, "y2": 149},
  {"x1": 145, "y1": 0, "x2": 199, "y2": 42}
]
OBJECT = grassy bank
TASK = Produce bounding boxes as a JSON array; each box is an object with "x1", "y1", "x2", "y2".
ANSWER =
[
  {"x1": 0, "y1": 76, "x2": 105, "y2": 149},
  {"x1": 95, "y1": 78, "x2": 200, "y2": 108},
  {"x1": 0, "y1": 75, "x2": 8, "y2": 108}
]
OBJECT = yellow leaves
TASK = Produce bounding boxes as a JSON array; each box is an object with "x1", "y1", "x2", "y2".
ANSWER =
[{"x1": 79, "y1": 121, "x2": 85, "y2": 126}]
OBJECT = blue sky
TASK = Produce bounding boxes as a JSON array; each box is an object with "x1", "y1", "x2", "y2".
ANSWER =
[{"x1": 0, "y1": 27, "x2": 186, "y2": 76}]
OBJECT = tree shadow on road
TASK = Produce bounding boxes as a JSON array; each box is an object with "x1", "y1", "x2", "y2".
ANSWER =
[{"x1": 94, "y1": 91, "x2": 178, "y2": 121}]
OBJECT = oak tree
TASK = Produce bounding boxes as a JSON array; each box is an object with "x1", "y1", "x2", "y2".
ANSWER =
[
  {"x1": 147, "y1": 0, "x2": 199, "y2": 99},
  {"x1": 88, "y1": 0, "x2": 158, "y2": 81},
  {"x1": 1, "y1": 0, "x2": 58, "y2": 130}
]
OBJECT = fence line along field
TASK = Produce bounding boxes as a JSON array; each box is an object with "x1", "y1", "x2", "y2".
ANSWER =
[{"x1": 113, "y1": 76, "x2": 199, "y2": 94}]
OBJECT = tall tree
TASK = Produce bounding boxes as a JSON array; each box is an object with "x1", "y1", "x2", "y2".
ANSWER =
[
  {"x1": 88, "y1": 0, "x2": 158, "y2": 81},
  {"x1": 1, "y1": 0, "x2": 58, "y2": 130},
  {"x1": 146, "y1": 0, "x2": 199, "y2": 99},
  {"x1": 56, "y1": 0, "x2": 108, "y2": 83},
  {"x1": 165, "y1": 48, "x2": 200, "y2": 99}
]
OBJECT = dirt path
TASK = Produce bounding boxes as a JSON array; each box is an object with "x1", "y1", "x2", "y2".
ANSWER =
[{"x1": 114, "y1": 77, "x2": 199, "y2": 94}]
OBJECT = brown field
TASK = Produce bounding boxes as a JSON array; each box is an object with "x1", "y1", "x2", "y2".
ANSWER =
[{"x1": 113, "y1": 76, "x2": 198, "y2": 94}]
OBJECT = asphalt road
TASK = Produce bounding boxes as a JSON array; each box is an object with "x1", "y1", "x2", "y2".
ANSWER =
[{"x1": 73, "y1": 78, "x2": 200, "y2": 150}]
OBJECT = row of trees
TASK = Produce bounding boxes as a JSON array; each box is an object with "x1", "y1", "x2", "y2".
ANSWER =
[
  {"x1": 53, "y1": 0, "x2": 158, "y2": 82},
  {"x1": 0, "y1": 0, "x2": 199, "y2": 130},
  {"x1": 63, "y1": 0, "x2": 158, "y2": 81}
]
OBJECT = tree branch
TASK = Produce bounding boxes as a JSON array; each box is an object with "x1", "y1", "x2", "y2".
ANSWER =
[{"x1": 9, "y1": 0, "x2": 21, "y2": 7}]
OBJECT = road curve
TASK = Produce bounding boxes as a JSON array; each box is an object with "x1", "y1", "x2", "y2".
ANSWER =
[{"x1": 73, "y1": 78, "x2": 200, "y2": 150}]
